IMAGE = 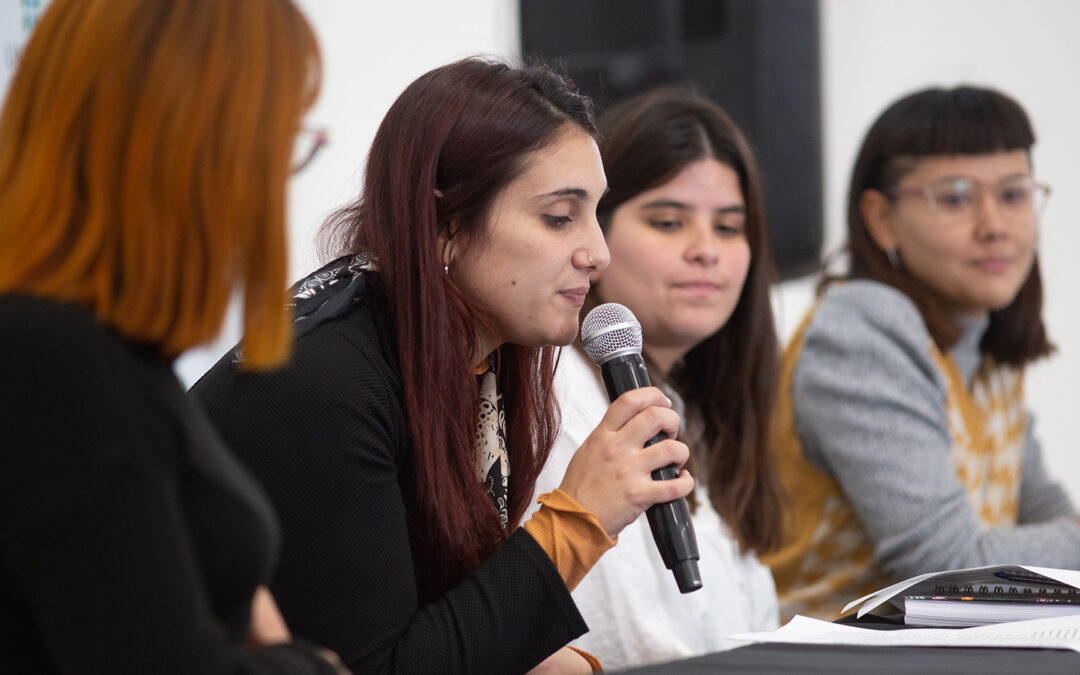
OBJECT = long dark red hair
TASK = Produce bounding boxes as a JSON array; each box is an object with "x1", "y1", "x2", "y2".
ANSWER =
[{"x1": 320, "y1": 58, "x2": 596, "y2": 601}]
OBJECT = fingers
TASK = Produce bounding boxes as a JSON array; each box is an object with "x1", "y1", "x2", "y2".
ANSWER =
[
  {"x1": 598, "y1": 388, "x2": 681, "y2": 457},
  {"x1": 641, "y1": 464, "x2": 695, "y2": 504},
  {"x1": 599, "y1": 387, "x2": 673, "y2": 432},
  {"x1": 640, "y1": 437, "x2": 690, "y2": 473},
  {"x1": 314, "y1": 648, "x2": 350, "y2": 675},
  {"x1": 620, "y1": 404, "x2": 681, "y2": 448},
  {"x1": 246, "y1": 586, "x2": 291, "y2": 647},
  {"x1": 557, "y1": 387, "x2": 694, "y2": 536},
  {"x1": 628, "y1": 439, "x2": 694, "y2": 504}
]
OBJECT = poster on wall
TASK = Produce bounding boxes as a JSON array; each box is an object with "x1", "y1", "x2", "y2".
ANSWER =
[{"x1": 1, "y1": 0, "x2": 49, "y2": 99}]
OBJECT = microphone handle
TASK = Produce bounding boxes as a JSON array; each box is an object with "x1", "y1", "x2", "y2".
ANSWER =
[{"x1": 600, "y1": 354, "x2": 702, "y2": 594}]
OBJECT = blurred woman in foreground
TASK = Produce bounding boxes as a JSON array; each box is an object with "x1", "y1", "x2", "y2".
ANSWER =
[{"x1": 0, "y1": 0, "x2": 344, "y2": 672}]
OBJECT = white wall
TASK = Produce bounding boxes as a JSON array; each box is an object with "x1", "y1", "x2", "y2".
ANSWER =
[
  {"x1": 174, "y1": 0, "x2": 522, "y2": 384},
  {"x1": 283, "y1": 1, "x2": 522, "y2": 282},
  {"x1": 0, "y1": 0, "x2": 45, "y2": 95}
]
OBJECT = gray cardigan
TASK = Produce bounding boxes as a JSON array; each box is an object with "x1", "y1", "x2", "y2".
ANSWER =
[{"x1": 793, "y1": 280, "x2": 1080, "y2": 578}]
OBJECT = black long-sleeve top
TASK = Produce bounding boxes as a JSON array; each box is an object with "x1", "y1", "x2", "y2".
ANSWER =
[
  {"x1": 0, "y1": 296, "x2": 335, "y2": 674},
  {"x1": 191, "y1": 275, "x2": 587, "y2": 674}
]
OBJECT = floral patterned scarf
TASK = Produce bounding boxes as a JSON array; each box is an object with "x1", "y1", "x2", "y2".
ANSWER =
[{"x1": 475, "y1": 354, "x2": 510, "y2": 530}]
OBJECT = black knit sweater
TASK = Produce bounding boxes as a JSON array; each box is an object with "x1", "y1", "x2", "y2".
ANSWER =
[
  {"x1": 191, "y1": 280, "x2": 586, "y2": 674},
  {"x1": 0, "y1": 296, "x2": 335, "y2": 674}
]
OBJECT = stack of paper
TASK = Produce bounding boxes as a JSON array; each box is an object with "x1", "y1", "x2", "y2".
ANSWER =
[
  {"x1": 731, "y1": 614, "x2": 1080, "y2": 651},
  {"x1": 904, "y1": 596, "x2": 1080, "y2": 628}
]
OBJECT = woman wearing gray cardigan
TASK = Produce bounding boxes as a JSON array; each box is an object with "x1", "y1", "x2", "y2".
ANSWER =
[{"x1": 764, "y1": 85, "x2": 1080, "y2": 622}]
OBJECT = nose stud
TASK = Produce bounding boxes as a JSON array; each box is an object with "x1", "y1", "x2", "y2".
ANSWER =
[{"x1": 588, "y1": 254, "x2": 594, "y2": 265}]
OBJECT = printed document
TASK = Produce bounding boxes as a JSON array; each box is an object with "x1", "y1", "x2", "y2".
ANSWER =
[{"x1": 730, "y1": 614, "x2": 1080, "y2": 652}]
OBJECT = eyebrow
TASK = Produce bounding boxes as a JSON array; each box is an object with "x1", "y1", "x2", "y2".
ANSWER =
[
  {"x1": 535, "y1": 187, "x2": 590, "y2": 201},
  {"x1": 640, "y1": 198, "x2": 745, "y2": 215},
  {"x1": 932, "y1": 173, "x2": 1031, "y2": 185}
]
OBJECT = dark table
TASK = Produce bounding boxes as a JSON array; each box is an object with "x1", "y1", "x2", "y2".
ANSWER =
[
  {"x1": 617, "y1": 614, "x2": 1080, "y2": 674},
  {"x1": 618, "y1": 643, "x2": 1080, "y2": 674}
]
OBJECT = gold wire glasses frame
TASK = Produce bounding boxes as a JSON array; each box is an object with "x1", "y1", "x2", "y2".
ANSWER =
[
  {"x1": 887, "y1": 175, "x2": 1051, "y2": 225},
  {"x1": 291, "y1": 126, "x2": 328, "y2": 174}
]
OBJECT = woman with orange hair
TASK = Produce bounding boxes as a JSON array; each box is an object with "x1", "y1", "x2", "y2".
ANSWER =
[{"x1": 0, "y1": 1, "x2": 342, "y2": 672}]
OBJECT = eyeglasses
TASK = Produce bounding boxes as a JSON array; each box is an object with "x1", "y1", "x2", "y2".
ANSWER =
[
  {"x1": 887, "y1": 175, "x2": 1050, "y2": 225},
  {"x1": 291, "y1": 126, "x2": 328, "y2": 174}
]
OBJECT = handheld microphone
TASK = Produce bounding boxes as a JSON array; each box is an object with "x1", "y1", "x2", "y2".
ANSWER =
[{"x1": 581, "y1": 303, "x2": 702, "y2": 593}]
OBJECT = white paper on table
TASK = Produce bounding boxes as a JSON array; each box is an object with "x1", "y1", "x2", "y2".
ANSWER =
[
  {"x1": 841, "y1": 564, "x2": 1080, "y2": 618},
  {"x1": 729, "y1": 614, "x2": 1080, "y2": 652}
]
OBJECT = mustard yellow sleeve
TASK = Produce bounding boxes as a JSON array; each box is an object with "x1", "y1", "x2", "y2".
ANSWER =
[{"x1": 522, "y1": 489, "x2": 616, "y2": 592}]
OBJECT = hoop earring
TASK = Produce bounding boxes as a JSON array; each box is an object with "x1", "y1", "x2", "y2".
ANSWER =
[{"x1": 885, "y1": 248, "x2": 901, "y2": 269}]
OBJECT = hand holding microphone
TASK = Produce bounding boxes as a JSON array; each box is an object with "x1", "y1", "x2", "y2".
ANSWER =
[
  {"x1": 583, "y1": 303, "x2": 702, "y2": 593},
  {"x1": 557, "y1": 303, "x2": 702, "y2": 593}
]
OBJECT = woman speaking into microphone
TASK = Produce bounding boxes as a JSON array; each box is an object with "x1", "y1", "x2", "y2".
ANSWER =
[{"x1": 192, "y1": 57, "x2": 693, "y2": 674}]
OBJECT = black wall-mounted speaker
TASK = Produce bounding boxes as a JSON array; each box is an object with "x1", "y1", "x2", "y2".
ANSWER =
[{"x1": 521, "y1": 0, "x2": 823, "y2": 280}]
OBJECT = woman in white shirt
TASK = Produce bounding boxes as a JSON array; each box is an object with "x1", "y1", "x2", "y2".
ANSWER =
[{"x1": 531, "y1": 87, "x2": 784, "y2": 669}]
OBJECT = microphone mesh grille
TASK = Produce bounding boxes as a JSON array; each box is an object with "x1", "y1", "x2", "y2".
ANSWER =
[{"x1": 581, "y1": 302, "x2": 643, "y2": 364}]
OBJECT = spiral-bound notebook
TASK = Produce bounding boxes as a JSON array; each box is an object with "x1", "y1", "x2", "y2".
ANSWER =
[{"x1": 843, "y1": 565, "x2": 1080, "y2": 628}]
